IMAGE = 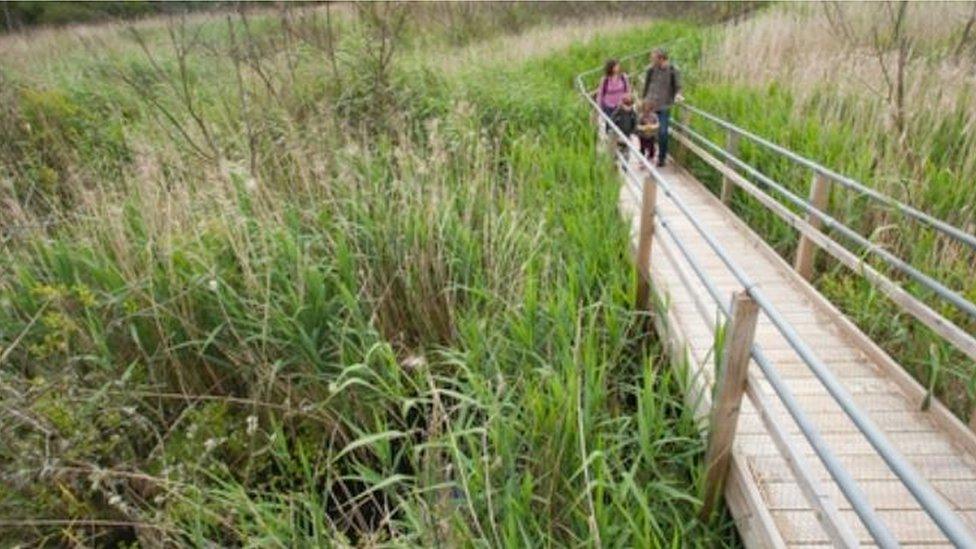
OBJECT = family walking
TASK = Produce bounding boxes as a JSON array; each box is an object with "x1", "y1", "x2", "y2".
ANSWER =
[{"x1": 595, "y1": 48, "x2": 683, "y2": 168}]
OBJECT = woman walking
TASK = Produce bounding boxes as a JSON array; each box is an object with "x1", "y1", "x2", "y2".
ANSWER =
[{"x1": 596, "y1": 59, "x2": 630, "y2": 130}]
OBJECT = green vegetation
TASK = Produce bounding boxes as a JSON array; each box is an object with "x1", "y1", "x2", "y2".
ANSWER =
[
  {"x1": 682, "y1": 2, "x2": 976, "y2": 420},
  {"x1": 1, "y1": 1, "x2": 223, "y2": 31},
  {"x1": 0, "y1": 6, "x2": 736, "y2": 546},
  {"x1": 3, "y1": 2, "x2": 972, "y2": 545}
]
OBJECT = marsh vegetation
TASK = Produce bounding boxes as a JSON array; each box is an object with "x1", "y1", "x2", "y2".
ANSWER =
[{"x1": 1, "y1": 1, "x2": 973, "y2": 546}]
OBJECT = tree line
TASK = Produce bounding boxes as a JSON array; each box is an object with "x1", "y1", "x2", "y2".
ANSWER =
[{"x1": 1, "y1": 1, "x2": 226, "y2": 32}]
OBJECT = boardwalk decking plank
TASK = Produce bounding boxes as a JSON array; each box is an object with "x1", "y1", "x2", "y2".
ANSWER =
[
  {"x1": 618, "y1": 159, "x2": 976, "y2": 546},
  {"x1": 738, "y1": 409, "x2": 937, "y2": 435},
  {"x1": 773, "y1": 509, "x2": 955, "y2": 544},
  {"x1": 764, "y1": 479, "x2": 976, "y2": 511}
]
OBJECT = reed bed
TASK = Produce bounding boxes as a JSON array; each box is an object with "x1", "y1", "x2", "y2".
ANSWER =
[{"x1": 0, "y1": 8, "x2": 735, "y2": 546}]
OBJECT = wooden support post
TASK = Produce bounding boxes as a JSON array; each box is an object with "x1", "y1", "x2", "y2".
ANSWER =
[
  {"x1": 634, "y1": 173, "x2": 658, "y2": 312},
  {"x1": 700, "y1": 291, "x2": 759, "y2": 520},
  {"x1": 719, "y1": 129, "x2": 739, "y2": 205},
  {"x1": 793, "y1": 171, "x2": 830, "y2": 280}
]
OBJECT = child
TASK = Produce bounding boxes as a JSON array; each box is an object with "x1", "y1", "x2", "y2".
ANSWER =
[
  {"x1": 610, "y1": 96, "x2": 637, "y2": 156},
  {"x1": 636, "y1": 101, "x2": 660, "y2": 163}
]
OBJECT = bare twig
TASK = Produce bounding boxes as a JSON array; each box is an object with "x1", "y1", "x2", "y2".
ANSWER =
[
  {"x1": 354, "y1": 2, "x2": 409, "y2": 119},
  {"x1": 954, "y1": 1, "x2": 976, "y2": 57},
  {"x1": 236, "y1": 6, "x2": 284, "y2": 107},
  {"x1": 823, "y1": 2, "x2": 858, "y2": 48},
  {"x1": 166, "y1": 16, "x2": 219, "y2": 158},
  {"x1": 0, "y1": 291, "x2": 51, "y2": 367},
  {"x1": 121, "y1": 25, "x2": 217, "y2": 161},
  {"x1": 226, "y1": 15, "x2": 257, "y2": 175}
]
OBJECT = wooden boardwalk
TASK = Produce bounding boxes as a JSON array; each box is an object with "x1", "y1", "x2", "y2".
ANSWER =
[{"x1": 617, "y1": 158, "x2": 976, "y2": 547}]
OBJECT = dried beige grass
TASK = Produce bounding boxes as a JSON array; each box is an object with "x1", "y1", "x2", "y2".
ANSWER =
[
  {"x1": 704, "y1": 2, "x2": 976, "y2": 117},
  {"x1": 423, "y1": 15, "x2": 655, "y2": 75}
]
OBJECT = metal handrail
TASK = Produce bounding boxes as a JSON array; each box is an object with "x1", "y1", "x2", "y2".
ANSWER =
[
  {"x1": 670, "y1": 120, "x2": 976, "y2": 362},
  {"x1": 669, "y1": 118, "x2": 976, "y2": 323},
  {"x1": 680, "y1": 103, "x2": 976, "y2": 251},
  {"x1": 577, "y1": 59, "x2": 976, "y2": 546},
  {"x1": 619, "y1": 165, "x2": 861, "y2": 546},
  {"x1": 576, "y1": 47, "x2": 655, "y2": 81},
  {"x1": 580, "y1": 81, "x2": 896, "y2": 543},
  {"x1": 578, "y1": 41, "x2": 698, "y2": 95}
]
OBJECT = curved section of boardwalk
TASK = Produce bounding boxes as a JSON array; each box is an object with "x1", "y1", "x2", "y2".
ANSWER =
[{"x1": 618, "y1": 160, "x2": 976, "y2": 547}]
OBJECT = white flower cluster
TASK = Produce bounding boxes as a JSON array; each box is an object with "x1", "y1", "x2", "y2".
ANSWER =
[
  {"x1": 220, "y1": 159, "x2": 259, "y2": 192},
  {"x1": 203, "y1": 436, "x2": 226, "y2": 452}
]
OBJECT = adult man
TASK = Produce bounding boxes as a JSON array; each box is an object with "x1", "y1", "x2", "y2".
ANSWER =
[{"x1": 641, "y1": 49, "x2": 683, "y2": 167}]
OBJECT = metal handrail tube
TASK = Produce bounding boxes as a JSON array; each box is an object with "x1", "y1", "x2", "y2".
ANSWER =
[
  {"x1": 746, "y1": 275, "x2": 976, "y2": 548},
  {"x1": 621, "y1": 120, "x2": 976, "y2": 544},
  {"x1": 576, "y1": 46, "x2": 662, "y2": 81},
  {"x1": 577, "y1": 39, "x2": 697, "y2": 96},
  {"x1": 618, "y1": 157, "x2": 884, "y2": 547},
  {"x1": 670, "y1": 124, "x2": 976, "y2": 363},
  {"x1": 672, "y1": 120, "x2": 976, "y2": 322},
  {"x1": 679, "y1": 103, "x2": 976, "y2": 251}
]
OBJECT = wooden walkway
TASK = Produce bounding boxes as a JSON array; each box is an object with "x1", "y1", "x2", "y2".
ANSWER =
[{"x1": 617, "y1": 158, "x2": 976, "y2": 547}]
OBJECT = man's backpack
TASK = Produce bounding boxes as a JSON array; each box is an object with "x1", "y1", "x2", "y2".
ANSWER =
[{"x1": 643, "y1": 65, "x2": 678, "y2": 101}]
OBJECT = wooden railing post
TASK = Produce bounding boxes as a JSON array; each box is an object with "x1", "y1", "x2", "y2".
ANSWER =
[
  {"x1": 634, "y1": 174, "x2": 658, "y2": 312},
  {"x1": 700, "y1": 291, "x2": 759, "y2": 520},
  {"x1": 719, "y1": 129, "x2": 739, "y2": 204},
  {"x1": 793, "y1": 171, "x2": 830, "y2": 280}
]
